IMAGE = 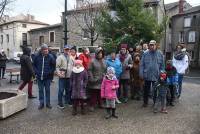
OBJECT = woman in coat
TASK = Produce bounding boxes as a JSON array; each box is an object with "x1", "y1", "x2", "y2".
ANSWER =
[
  {"x1": 18, "y1": 47, "x2": 36, "y2": 99},
  {"x1": 88, "y1": 47, "x2": 106, "y2": 111}
]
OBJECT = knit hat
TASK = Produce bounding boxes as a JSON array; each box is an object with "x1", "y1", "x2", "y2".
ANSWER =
[
  {"x1": 120, "y1": 44, "x2": 128, "y2": 49},
  {"x1": 64, "y1": 44, "x2": 71, "y2": 49},
  {"x1": 41, "y1": 44, "x2": 48, "y2": 50}
]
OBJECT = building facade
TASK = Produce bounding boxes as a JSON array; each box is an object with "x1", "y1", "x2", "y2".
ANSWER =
[
  {"x1": 171, "y1": 5, "x2": 200, "y2": 67},
  {"x1": 29, "y1": 24, "x2": 63, "y2": 51},
  {"x1": 0, "y1": 14, "x2": 48, "y2": 58}
]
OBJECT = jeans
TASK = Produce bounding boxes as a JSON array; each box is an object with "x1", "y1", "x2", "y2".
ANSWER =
[
  {"x1": 178, "y1": 74, "x2": 183, "y2": 97},
  {"x1": 38, "y1": 79, "x2": 51, "y2": 105},
  {"x1": 58, "y1": 78, "x2": 71, "y2": 105},
  {"x1": 144, "y1": 81, "x2": 156, "y2": 105}
]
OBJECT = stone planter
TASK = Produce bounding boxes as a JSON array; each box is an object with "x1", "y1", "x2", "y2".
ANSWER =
[{"x1": 0, "y1": 90, "x2": 27, "y2": 119}]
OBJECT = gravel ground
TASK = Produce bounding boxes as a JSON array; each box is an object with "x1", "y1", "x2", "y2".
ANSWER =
[{"x1": 0, "y1": 69, "x2": 200, "y2": 134}]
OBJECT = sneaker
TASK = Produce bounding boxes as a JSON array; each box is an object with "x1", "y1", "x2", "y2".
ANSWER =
[
  {"x1": 58, "y1": 104, "x2": 65, "y2": 109},
  {"x1": 46, "y1": 104, "x2": 52, "y2": 109},
  {"x1": 123, "y1": 98, "x2": 128, "y2": 103},
  {"x1": 28, "y1": 95, "x2": 37, "y2": 99},
  {"x1": 161, "y1": 109, "x2": 168, "y2": 114},
  {"x1": 38, "y1": 104, "x2": 44, "y2": 110},
  {"x1": 116, "y1": 98, "x2": 122, "y2": 104}
]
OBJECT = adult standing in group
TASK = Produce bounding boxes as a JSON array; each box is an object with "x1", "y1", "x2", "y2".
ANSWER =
[
  {"x1": 0, "y1": 50, "x2": 7, "y2": 79},
  {"x1": 79, "y1": 47, "x2": 91, "y2": 70},
  {"x1": 88, "y1": 47, "x2": 106, "y2": 111},
  {"x1": 56, "y1": 45, "x2": 74, "y2": 108},
  {"x1": 172, "y1": 44, "x2": 189, "y2": 98},
  {"x1": 139, "y1": 40, "x2": 164, "y2": 107},
  {"x1": 118, "y1": 44, "x2": 133, "y2": 103},
  {"x1": 33, "y1": 44, "x2": 56, "y2": 109},
  {"x1": 106, "y1": 51, "x2": 122, "y2": 103},
  {"x1": 48, "y1": 46, "x2": 57, "y2": 82},
  {"x1": 18, "y1": 47, "x2": 36, "y2": 99},
  {"x1": 142, "y1": 43, "x2": 149, "y2": 54}
]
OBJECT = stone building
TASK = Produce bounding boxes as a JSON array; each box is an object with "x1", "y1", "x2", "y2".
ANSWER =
[
  {"x1": 29, "y1": 23, "x2": 63, "y2": 51},
  {"x1": 0, "y1": 14, "x2": 48, "y2": 58},
  {"x1": 171, "y1": 5, "x2": 200, "y2": 67}
]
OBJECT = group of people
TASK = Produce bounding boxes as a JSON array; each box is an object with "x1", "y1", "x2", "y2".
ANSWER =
[{"x1": 17, "y1": 40, "x2": 189, "y2": 119}]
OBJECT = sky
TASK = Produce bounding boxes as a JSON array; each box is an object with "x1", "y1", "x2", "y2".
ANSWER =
[{"x1": 7, "y1": 0, "x2": 200, "y2": 25}]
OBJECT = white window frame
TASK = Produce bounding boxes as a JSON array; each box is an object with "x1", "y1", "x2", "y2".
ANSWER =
[
  {"x1": 184, "y1": 17, "x2": 191, "y2": 27},
  {"x1": 188, "y1": 31, "x2": 195, "y2": 43},
  {"x1": 49, "y1": 31, "x2": 55, "y2": 43}
]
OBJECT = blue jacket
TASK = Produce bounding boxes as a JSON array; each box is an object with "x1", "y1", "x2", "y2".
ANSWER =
[
  {"x1": 106, "y1": 57, "x2": 122, "y2": 79},
  {"x1": 33, "y1": 52, "x2": 55, "y2": 80},
  {"x1": 139, "y1": 50, "x2": 164, "y2": 81}
]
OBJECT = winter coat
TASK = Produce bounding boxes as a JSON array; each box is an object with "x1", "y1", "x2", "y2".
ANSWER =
[
  {"x1": 71, "y1": 70, "x2": 88, "y2": 99},
  {"x1": 117, "y1": 53, "x2": 133, "y2": 80},
  {"x1": 33, "y1": 52, "x2": 55, "y2": 80},
  {"x1": 0, "y1": 53, "x2": 7, "y2": 67},
  {"x1": 106, "y1": 57, "x2": 122, "y2": 79},
  {"x1": 56, "y1": 54, "x2": 74, "y2": 78},
  {"x1": 139, "y1": 50, "x2": 164, "y2": 81},
  {"x1": 172, "y1": 53, "x2": 189, "y2": 74},
  {"x1": 79, "y1": 53, "x2": 91, "y2": 70},
  {"x1": 166, "y1": 65, "x2": 178, "y2": 85},
  {"x1": 88, "y1": 58, "x2": 106, "y2": 90},
  {"x1": 20, "y1": 52, "x2": 35, "y2": 82},
  {"x1": 101, "y1": 77, "x2": 119, "y2": 99}
]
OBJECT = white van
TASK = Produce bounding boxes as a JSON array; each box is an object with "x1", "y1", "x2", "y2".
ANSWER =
[{"x1": 13, "y1": 52, "x2": 23, "y2": 64}]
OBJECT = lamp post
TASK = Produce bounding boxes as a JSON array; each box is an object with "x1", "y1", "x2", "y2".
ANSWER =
[{"x1": 64, "y1": 0, "x2": 68, "y2": 46}]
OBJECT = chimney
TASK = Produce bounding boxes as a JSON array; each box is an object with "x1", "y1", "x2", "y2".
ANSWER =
[{"x1": 179, "y1": 0, "x2": 184, "y2": 14}]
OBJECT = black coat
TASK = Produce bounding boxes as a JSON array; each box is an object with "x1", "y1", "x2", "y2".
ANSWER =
[
  {"x1": 20, "y1": 54, "x2": 35, "y2": 82},
  {"x1": 0, "y1": 53, "x2": 7, "y2": 67}
]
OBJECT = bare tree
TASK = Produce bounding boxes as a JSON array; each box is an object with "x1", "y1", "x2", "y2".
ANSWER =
[
  {"x1": 0, "y1": 0, "x2": 15, "y2": 22},
  {"x1": 70, "y1": 0, "x2": 106, "y2": 46}
]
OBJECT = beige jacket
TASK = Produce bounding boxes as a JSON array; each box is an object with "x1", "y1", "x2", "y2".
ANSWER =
[{"x1": 56, "y1": 54, "x2": 74, "y2": 78}]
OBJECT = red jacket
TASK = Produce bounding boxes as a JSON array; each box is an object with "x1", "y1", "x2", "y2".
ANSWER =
[{"x1": 79, "y1": 53, "x2": 91, "y2": 70}]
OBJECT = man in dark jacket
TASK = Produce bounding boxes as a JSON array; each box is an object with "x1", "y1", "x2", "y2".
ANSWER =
[
  {"x1": 33, "y1": 44, "x2": 55, "y2": 109},
  {"x1": 18, "y1": 47, "x2": 36, "y2": 99},
  {"x1": 0, "y1": 50, "x2": 7, "y2": 79}
]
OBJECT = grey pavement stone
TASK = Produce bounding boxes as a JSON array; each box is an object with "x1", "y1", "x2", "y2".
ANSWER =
[{"x1": 0, "y1": 69, "x2": 200, "y2": 134}]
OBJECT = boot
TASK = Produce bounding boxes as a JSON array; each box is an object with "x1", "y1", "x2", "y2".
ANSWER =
[
  {"x1": 105, "y1": 108, "x2": 111, "y2": 119},
  {"x1": 81, "y1": 106, "x2": 86, "y2": 115},
  {"x1": 72, "y1": 106, "x2": 77, "y2": 116},
  {"x1": 111, "y1": 108, "x2": 118, "y2": 118}
]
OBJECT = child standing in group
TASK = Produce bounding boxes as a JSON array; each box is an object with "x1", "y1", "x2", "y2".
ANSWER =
[
  {"x1": 153, "y1": 71, "x2": 168, "y2": 114},
  {"x1": 166, "y1": 60, "x2": 179, "y2": 106},
  {"x1": 101, "y1": 67, "x2": 119, "y2": 119},
  {"x1": 70, "y1": 60, "x2": 88, "y2": 115}
]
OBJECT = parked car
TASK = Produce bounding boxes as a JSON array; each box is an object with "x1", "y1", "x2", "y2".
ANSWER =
[{"x1": 13, "y1": 52, "x2": 23, "y2": 64}]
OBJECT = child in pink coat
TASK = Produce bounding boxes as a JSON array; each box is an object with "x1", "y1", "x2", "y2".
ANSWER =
[{"x1": 101, "y1": 67, "x2": 119, "y2": 119}]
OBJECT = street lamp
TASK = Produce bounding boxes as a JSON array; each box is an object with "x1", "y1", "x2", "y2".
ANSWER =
[{"x1": 64, "y1": 0, "x2": 68, "y2": 46}]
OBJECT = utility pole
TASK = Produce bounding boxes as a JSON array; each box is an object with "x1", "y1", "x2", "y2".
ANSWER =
[{"x1": 64, "y1": 0, "x2": 68, "y2": 46}]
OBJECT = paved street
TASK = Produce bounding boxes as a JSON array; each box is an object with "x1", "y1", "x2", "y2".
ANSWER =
[{"x1": 0, "y1": 65, "x2": 200, "y2": 134}]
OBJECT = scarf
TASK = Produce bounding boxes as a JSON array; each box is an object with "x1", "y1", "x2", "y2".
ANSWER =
[{"x1": 174, "y1": 51, "x2": 185, "y2": 60}]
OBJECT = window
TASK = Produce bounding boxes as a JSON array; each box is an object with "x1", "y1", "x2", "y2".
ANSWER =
[
  {"x1": 188, "y1": 31, "x2": 195, "y2": 43},
  {"x1": 184, "y1": 17, "x2": 191, "y2": 27},
  {"x1": 49, "y1": 31, "x2": 55, "y2": 43},
  {"x1": 179, "y1": 31, "x2": 184, "y2": 43},
  {"x1": 22, "y1": 33, "x2": 27, "y2": 45},
  {"x1": 82, "y1": 28, "x2": 89, "y2": 40},
  {"x1": 188, "y1": 51, "x2": 194, "y2": 60},
  {"x1": 39, "y1": 36, "x2": 44, "y2": 44},
  {"x1": 6, "y1": 34, "x2": 9, "y2": 43},
  {"x1": 22, "y1": 24, "x2": 27, "y2": 28},
  {"x1": 1, "y1": 35, "x2": 3, "y2": 44}
]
